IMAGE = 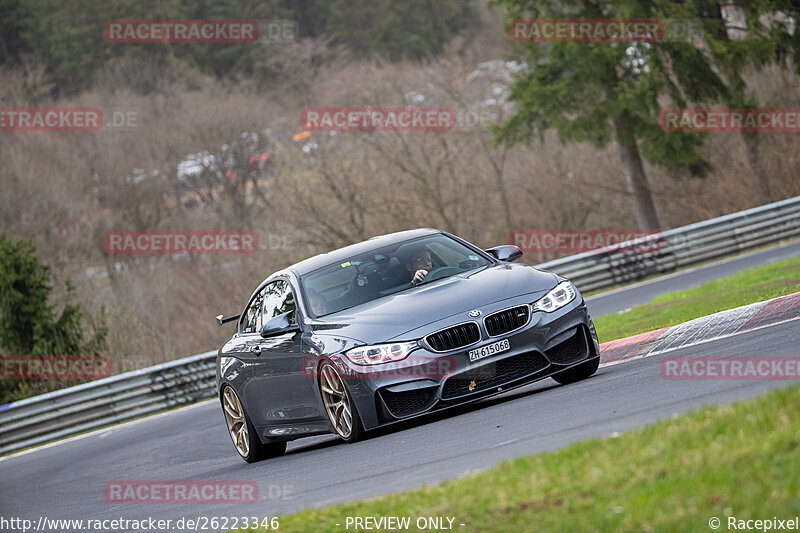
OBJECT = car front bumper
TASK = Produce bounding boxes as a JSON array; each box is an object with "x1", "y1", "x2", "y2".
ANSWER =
[{"x1": 329, "y1": 299, "x2": 600, "y2": 431}]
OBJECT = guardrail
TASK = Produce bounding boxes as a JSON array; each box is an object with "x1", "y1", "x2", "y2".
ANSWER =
[
  {"x1": 0, "y1": 352, "x2": 217, "y2": 455},
  {"x1": 537, "y1": 196, "x2": 800, "y2": 292},
  {"x1": 2, "y1": 196, "x2": 799, "y2": 455}
]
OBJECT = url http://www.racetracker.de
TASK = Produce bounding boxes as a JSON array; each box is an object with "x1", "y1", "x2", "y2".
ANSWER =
[{"x1": 0, "y1": 515, "x2": 279, "y2": 532}]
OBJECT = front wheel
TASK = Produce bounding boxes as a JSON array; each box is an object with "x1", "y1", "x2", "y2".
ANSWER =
[
  {"x1": 551, "y1": 356, "x2": 599, "y2": 385},
  {"x1": 319, "y1": 362, "x2": 364, "y2": 443},
  {"x1": 221, "y1": 385, "x2": 287, "y2": 463}
]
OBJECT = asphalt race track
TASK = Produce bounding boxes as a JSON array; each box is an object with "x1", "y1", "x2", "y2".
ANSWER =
[
  {"x1": 1, "y1": 322, "x2": 798, "y2": 528},
  {"x1": 1, "y1": 242, "x2": 799, "y2": 529}
]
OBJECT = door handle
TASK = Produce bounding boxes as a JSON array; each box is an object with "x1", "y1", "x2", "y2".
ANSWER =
[{"x1": 252, "y1": 345, "x2": 262, "y2": 356}]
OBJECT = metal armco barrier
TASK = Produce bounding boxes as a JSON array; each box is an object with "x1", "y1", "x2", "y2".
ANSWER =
[
  {"x1": 0, "y1": 351, "x2": 217, "y2": 455},
  {"x1": 2, "y1": 196, "x2": 799, "y2": 455},
  {"x1": 536, "y1": 196, "x2": 800, "y2": 292}
]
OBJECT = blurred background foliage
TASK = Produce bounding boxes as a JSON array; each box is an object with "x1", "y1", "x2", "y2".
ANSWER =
[{"x1": 0, "y1": 0, "x2": 478, "y2": 95}]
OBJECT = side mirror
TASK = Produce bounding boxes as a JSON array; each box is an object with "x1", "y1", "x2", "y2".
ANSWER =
[
  {"x1": 485, "y1": 245, "x2": 523, "y2": 262},
  {"x1": 216, "y1": 313, "x2": 240, "y2": 326},
  {"x1": 260, "y1": 311, "x2": 300, "y2": 338}
]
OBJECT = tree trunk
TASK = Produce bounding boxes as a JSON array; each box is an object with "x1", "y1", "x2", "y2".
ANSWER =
[
  {"x1": 613, "y1": 113, "x2": 661, "y2": 230},
  {"x1": 703, "y1": 2, "x2": 772, "y2": 204},
  {"x1": 743, "y1": 133, "x2": 772, "y2": 204},
  {"x1": 480, "y1": 136, "x2": 513, "y2": 233}
]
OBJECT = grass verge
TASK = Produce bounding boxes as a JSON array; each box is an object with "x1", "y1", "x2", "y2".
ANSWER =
[
  {"x1": 241, "y1": 383, "x2": 800, "y2": 532},
  {"x1": 593, "y1": 255, "x2": 800, "y2": 342}
]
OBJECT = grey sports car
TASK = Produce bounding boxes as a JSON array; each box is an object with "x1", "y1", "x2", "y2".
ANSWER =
[{"x1": 215, "y1": 229, "x2": 600, "y2": 462}]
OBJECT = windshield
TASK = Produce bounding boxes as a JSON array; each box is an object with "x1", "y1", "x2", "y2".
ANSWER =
[{"x1": 300, "y1": 234, "x2": 491, "y2": 317}]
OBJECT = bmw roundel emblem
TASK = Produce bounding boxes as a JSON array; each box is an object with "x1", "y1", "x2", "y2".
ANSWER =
[{"x1": 468, "y1": 310, "x2": 482, "y2": 318}]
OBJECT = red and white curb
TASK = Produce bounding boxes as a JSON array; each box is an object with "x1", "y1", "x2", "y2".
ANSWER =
[{"x1": 598, "y1": 291, "x2": 800, "y2": 368}]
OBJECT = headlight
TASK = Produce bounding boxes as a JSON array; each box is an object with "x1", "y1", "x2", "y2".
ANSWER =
[
  {"x1": 344, "y1": 341, "x2": 420, "y2": 365},
  {"x1": 532, "y1": 281, "x2": 577, "y2": 312}
]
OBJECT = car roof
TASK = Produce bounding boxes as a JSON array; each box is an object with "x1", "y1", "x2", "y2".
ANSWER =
[{"x1": 287, "y1": 228, "x2": 442, "y2": 277}]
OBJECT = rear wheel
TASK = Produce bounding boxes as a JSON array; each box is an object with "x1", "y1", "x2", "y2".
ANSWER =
[
  {"x1": 551, "y1": 356, "x2": 599, "y2": 385},
  {"x1": 221, "y1": 385, "x2": 287, "y2": 463},
  {"x1": 319, "y1": 362, "x2": 364, "y2": 443}
]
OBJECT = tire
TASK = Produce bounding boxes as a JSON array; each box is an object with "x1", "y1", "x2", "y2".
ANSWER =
[
  {"x1": 551, "y1": 356, "x2": 600, "y2": 385},
  {"x1": 319, "y1": 361, "x2": 364, "y2": 443},
  {"x1": 221, "y1": 385, "x2": 287, "y2": 463}
]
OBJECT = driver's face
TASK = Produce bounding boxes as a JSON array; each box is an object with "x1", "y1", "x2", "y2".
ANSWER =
[
  {"x1": 408, "y1": 251, "x2": 432, "y2": 271},
  {"x1": 311, "y1": 298, "x2": 327, "y2": 316}
]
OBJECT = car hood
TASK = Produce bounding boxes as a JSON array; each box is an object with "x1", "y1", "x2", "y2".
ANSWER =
[{"x1": 309, "y1": 263, "x2": 558, "y2": 342}]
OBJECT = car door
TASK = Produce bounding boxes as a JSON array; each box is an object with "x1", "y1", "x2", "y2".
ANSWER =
[
  {"x1": 243, "y1": 279, "x2": 322, "y2": 428},
  {"x1": 219, "y1": 284, "x2": 267, "y2": 407}
]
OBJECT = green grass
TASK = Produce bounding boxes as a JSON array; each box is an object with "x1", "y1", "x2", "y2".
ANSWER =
[
  {"x1": 241, "y1": 383, "x2": 800, "y2": 533},
  {"x1": 593, "y1": 255, "x2": 800, "y2": 342}
]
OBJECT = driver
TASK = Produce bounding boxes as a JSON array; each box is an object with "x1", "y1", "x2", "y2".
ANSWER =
[
  {"x1": 405, "y1": 247, "x2": 433, "y2": 285},
  {"x1": 307, "y1": 289, "x2": 328, "y2": 316}
]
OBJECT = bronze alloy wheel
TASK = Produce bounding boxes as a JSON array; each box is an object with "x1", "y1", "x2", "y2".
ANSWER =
[
  {"x1": 221, "y1": 385, "x2": 288, "y2": 462},
  {"x1": 222, "y1": 386, "x2": 250, "y2": 457},
  {"x1": 319, "y1": 362, "x2": 363, "y2": 441}
]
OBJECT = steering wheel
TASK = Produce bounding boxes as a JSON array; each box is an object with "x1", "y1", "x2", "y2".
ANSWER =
[{"x1": 419, "y1": 266, "x2": 462, "y2": 283}]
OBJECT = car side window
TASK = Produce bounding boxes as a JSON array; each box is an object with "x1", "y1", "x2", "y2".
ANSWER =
[
  {"x1": 241, "y1": 289, "x2": 265, "y2": 334},
  {"x1": 262, "y1": 280, "x2": 297, "y2": 326}
]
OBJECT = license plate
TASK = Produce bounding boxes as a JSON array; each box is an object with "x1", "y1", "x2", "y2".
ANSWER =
[{"x1": 468, "y1": 339, "x2": 510, "y2": 362}]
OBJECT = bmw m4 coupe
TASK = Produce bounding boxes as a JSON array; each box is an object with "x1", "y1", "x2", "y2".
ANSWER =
[{"x1": 215, "y1": 229, "x2": 600, "y2": 462}]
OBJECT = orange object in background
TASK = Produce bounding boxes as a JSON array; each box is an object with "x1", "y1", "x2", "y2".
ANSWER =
[{"x1": 293, "y1": 130, "x2": 311, "y2": 142}]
